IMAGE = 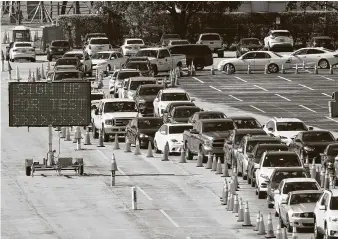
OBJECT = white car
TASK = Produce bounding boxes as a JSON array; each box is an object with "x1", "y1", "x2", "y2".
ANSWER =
[
  {"x1": 264, "y1": 30, "x2": 294, "y2": 50},
  {"x1": 287, "y1": 47, "x2": 338, "y2": 69},
  {"x1": 85, "y1": 37, "x2": 112, "y2": 56},
  {"x1": 121, "y1": 38, "x2": 145, "y2": 56},
  {"x1": 314, "y1": 189, "x2": 338, "y2": 239},
  {"x1": 9, "y1": 42, "x2": 36, "y2": 62},
  {"x1": 263, "y1": 117, "x2": 311, "y2": 146},
  {"x1": 196, "y1": 33, "x2": 224, "y2": 57},
  {"x1": 153, "y1": 88, "x2": 195, "y2": 117},
  {"x1": 154, "y1": 123, "x2": 193, "y2": 154},
  {"x1": 63, "y1": 50, "x2": 92, "y2": 76},
  {"x1": 274, "y1": 178, "x2": 321, "y2": 217},
  {"x1": 108, "y1": 69, "x2": 142, "y2": 96},
  {"x1": 255, "y1": 151, "x2": 303, "y2": 199},
  {"x1": 91, "y1": 51, "x2": 127, "y2": 72},
  {"x1": 217, "y1": 51, "x2": 291, "y2": 74},
  {"x1": 168, "y1": 39, "x2": 190, "y2": 46}
]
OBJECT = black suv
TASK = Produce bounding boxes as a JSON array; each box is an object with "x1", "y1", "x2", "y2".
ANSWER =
[
  {"x1": 134, "y1": 84, "x2": 164, "y2": 116},
  {"x1": 47, "y1": 40, "x2": 71, "y2": 61}
]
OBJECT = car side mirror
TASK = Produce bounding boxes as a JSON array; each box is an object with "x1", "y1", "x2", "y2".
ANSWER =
[
  {"x1": 274, "y1": 189, "x2": 280, "y2": 194},
  {"x1": 94, "y1": 109, "x2": 99, "y2": 115},
  {"x1": 319, "y1": 205, "x2": 326, "y2": 211}
]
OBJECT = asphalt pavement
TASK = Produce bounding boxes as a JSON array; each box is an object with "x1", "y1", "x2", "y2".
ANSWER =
[{"x1": 1, "y1": 51, "x2": 337, "y2": 239}]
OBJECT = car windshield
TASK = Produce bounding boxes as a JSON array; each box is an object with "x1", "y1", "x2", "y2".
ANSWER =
[
  {"x1": 54, "y1": 72, "x2": 80, "y2": 81},
  {"x1": 277, "y1": 122, "x2": 307, "y2": 131},
  {"x1": 169, "y1": 45, "x2": 211, "y2": 55},
  {"x1": 90, "y1": 39, "x2": 110, "y2": 44},
  {"x1": 139, "y1": 87, "x2": 162, "y2": 95},
  {"x1": 199, "y1": 113, "x2": 226, "y2": 120},
  {"x1": 104, "y1": 102, "x2": 137, "y2": 112},
  {"x1": 130, "y1": 80, "x2": 156, "y2": 90},
  {"x1": 91, "y1": 53, "x2": 110, "y2": 59},
  {"x1": 241, "y1": 39, "x2": 260, "y2": 45},
  {"x1": 91, "y1": 94, "x2": 104, "y2": 101},
  {"x1": 283, "y1": 182, "x2": 319, "y2": 194},
  {"x1": 272, "y1": 171, "x2": 308, "y2": 187},
  {"x1": 290, "y1": 193, "x2": 322, "y2": 205},
  {"x1": 127, "y1": 39, "x2": 144, "y2": 44},
  {"x1": 126, "y1": 62, "x2": 149, "y2": 71},
  {"x1": 202, "y1": 121, "x2": 234, "y2": 132},
  {"x1": 327, "y1": 145, "x2": 338, "y2": 156},
  {"x1": 303, "y1": 132, "x2": 334, "y2": 142},
  {"x1": 55, "y1": 59, "x2": 78, "y2": 66},
  {"x1": 263, "y1": 154, "x2": 301, "y2": 167},
  {"x1": 64, "y1": 53, "x2": 83, "y2": 60},
  {"x1": 138, "y1": 119, "x2": 162, "y2": 128},
  {"x1": 15, "y1": 43, "x2": 32, "y2": 47},
  {"x1": 272, "y1": 32, "x2": 291, "y2": 37},
  {"x1": 201, "y1": 34, "x2": 221, "y2": 40},
  {"x1": 136, "y1": 50, "x2": 158, "y2": 58},
  {"x1": 170, "y1": 40, "x2": 189, "y2": 45},
  {"x1": 233, "y1": 119, "x2": 261, "y2": 129},
  {"x1": 255, "y1": 147, "x2": 288, "y2": 163},
  {"x1": 52, "y1": 41, "x2": 69, "y2": 47},
  {"x1": 246, "y1": 140, "x2": 281, "y2": 153},
  {"x1": 117, "y1": 72, "x2": 141, "y2": 80},
  {"x1": 169, "y1": 125, "x2": 193, "y2": 134},
  {"x1": 167, "y1": 103, "x2": 194, "y2": 112},
  {"x1": 87, "y1": 33, "x2": 106, "y2": 39},
  {"x1": 330, "y1": 197, "x2": 338, "y2": 210},
  {"x1": 161, "y1": 93, "x2": 188, "y2": 101},
  {"x1": 173, "y1": 108, "x2": 200, "y2": 118}
]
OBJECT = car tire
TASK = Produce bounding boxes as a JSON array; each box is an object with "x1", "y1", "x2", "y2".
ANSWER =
[
  {"x1": 107, "y1": 64, "x2": 111, "y2": 71},
  {"x1": 318, "y1": 59, "x2": 329, "y2": 69},
  {"x1": 47, "y1": 55, "x2": 53, "y2": 62},
  {"x1": 275, "y1": 211, "x2": 279, "y2": 217},
  {"x1": 92, "y1": 124, "x2": 99, "y2": 139},
  {"x1": 185, "y1": 143, "x2": 193, "y2": 161},
  {"x1": 258, "y1": 190, "x2": 265, "y2": 199},
  {"x1": 314, "y1": 220, "x2": 323, "y2": 239},
  {"x1": 154, "y1": 140, "x2": 161, "y2": 153},
  {"x1": 223, "y1": 63, "x2": 235, "y2": 74},
  {"x1": 267, "y1": 197, "x2": 273, "y2": 209},
  {"x1": 268, "y1": 63, "x2": 279, "y2": 73},
  {"x1": 279, "y1": 215, "x2": 284, "y2": 227},
  {"x1": 25, "y1": 166, "x2": 31, "y2": 176},
  {"x1": 10, "y1": 58, "x2": 14, "y2": 62},
  {"x1": 251, "y1": 179, "x2": 255, "y2": 187},
  {"x1": 78, "y1": 165, "x2": 84, "y2": 176},
  {"x1": 88, "y1": 70, "x2": 92, "y2": 77},
  {"x1": 30, "y1": 58, "x2": 36, "y2": 62},
  {"x1": 152, "y1": 65, "x2": 158, "y2": 76}
]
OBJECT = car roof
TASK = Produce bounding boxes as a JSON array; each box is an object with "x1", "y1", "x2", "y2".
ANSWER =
[
  {"x1": 127, "y1": 61, "x2": 149, "y2": 64},
  {"x1": 14, "y1": 41, "x2": 32, "y2": 45},
  {"x1": 128, "y1": 57, "x2": 149, "y2": 60},
  {"x1": 165, "y1": 123, "x2": 193, "y2": 127},
  {"x1": 173, "y1": 106, "x2": 200, "y2": 110},
  {"x1": 230, "y1": 116, "x2": 258, "y2": 120},
  {"x1": 161, "y1": 88, "x2": 187, "y2": 93},
  {"x1": 271, "y1": 117, "x2": 304, "y2": 123},
  {"x1": 136, "y1": 117, "x2": 161, "y2": 120},
  {"x1": 139, "y1": 84, "x2": 164, "y2": 88},
  {"x1": 264, "y1": 151, "x2": 297, "y2": 156},
  {"x1": 54, "y1": 69, "x2": 81, "y2": 73},
  {"x1": 128, "y1": 77, "x2": 156, "y2": 81},
  {"x1": 241, "y1": 38, "x2": 260, "y2": 41},
  {"x1": 100, "y1": 98, "x2": 135, "y2": 103},
  {"x1": 96, "y1": 51, "x2": 120, "y2": 54},
  {"x1": 195, "y1": 111, "x2": 225, "y2": 115},
  {"x1": 125, "y1": 38, "x2": 143, "y2": 41},
  {"x1": 282, "y1": 178, "x2": 317, "y2": 183},
  {"x1": 117, "y1": 69, "x2": 140, "y2": 72},
  {"x1": 289, "y1": 190, "x2": 322, "y2": 195},
  {"x1": 64, "y1": 50, "x2": 84, "y2": 54},
  {"x1": 235, "y1": 129, "x2": 266, "y2": 134},
  {"x1": 200, "y1": 33, "x2": 221, "y2": 35},
  {"x1": 303, "y1": 130, "x2": 331, "y2": 134},
  {"x1": 139, "y1": 47, "x2": 165, "y2": 51},
  {"x1": 198, "y1": 119, "x2": 234, "y2": 123},
  {"x1": 57, "y1": 57, "x2": 78, "y2": 60},
  {"x1": 271, "y1": 30, "x2": 290, "y2": 32},
  {"x1": 312, "y1": 36, "x2": 332, "y2": 39}
]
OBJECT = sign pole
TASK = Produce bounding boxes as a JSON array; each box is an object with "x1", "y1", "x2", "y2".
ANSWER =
[{"x1": 47, "y1": 125, "x2": 54, "y2": 166}]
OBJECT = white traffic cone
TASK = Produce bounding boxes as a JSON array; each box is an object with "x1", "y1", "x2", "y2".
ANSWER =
[
  {"x1": 124, "y1": 137, "x2": 131, "y2": 152},
  {"x1": 254, "y1": 211, "x2": 260, "y2": 231},
  {"x1": 215, "y1": 157, "x2": 222, "y2": 174},
  {"x1": 242, "y1": 201, "x2": 253, "y2": 226},
  {"x1": 265, "y1": 212, "x2": 276, "y2": 238},
  {"x1": 41, "y1": 63, "x2": 46, "y2": 79},
  {"x1": 113, "y1": 134, "x2": 120, "y2": 150},
  {"x1": 211, "y1": 154, "x2": 217, "y2": 171},
  {"x1": 196, "y1": 152, "x2": 203, "y2": 167},
  {"x1": 146, "y1": 141, "x2": 154, "y2": 158},
  {"x1": 257, "y1": 213, "x2": 266, "y2": 235},
  {"x1": 15, "y1": 65, "x2": 21, "y2": 81},
  {"x1": 232, "y1": 194, "x2": 239, "y2": 214},
  {"x1": 205, "y1": 152, "x2": 212, "y2": 169},
  {"x1": 134, "y1": 139, "x2": 141, "y2": 155},
  {"x1": 237, "y1": 197, "x2": 244, "y2": 222},
  {"x1": 179, "y1": 146, "x2": 186, "y2": 163},
  {"x1": 221, "y1": 179, "x2": 229, "y2": 205}
]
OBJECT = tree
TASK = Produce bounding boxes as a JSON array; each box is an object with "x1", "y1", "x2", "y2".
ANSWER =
[
  {"x1": 60, "y1": 1, "x2": 67, "y2": 15},
  {"x1": 75, "y1": 1, "x2": 80, "y2": 14},
  {"x1": 286, "y1": 1, "x2": 338, "y2": 11}
]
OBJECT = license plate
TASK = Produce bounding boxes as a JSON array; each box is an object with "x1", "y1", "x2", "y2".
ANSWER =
[{"x1": 58, "y1": 49, "x2": 63, "y2": 52}]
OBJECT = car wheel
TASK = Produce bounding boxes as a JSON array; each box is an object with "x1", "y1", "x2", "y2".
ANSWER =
[
  {"x1": 267, "y1": 196, "x2": 273, "y2": 209},
  {"x1": 30, "y1": 58, "x2": 36, "y2": 62},
  {"x1": 92, "y1": 124, "x2": 99, "y2": 139},
  {"x1": 10, "y1": 58, "x2": 14, "y2": 62},
  {"x1": 88, "y1": 70, "x2": 92, "y2": 77},
  {"x1": 47, "y1": 55, "x2": 53, "y2": 62},
  {"x1": 268, "y1": 63, "x2": 279, "y2": 73},
  {"x1": 25, "y1": 166, "x2": 31, "y2": 176},
  {"x1": 314, "y1": 220, "x2": 323, "y2": 239},
  {"x1": 258, "y1": 190, "x2": 265, "y2": 199},
  {"x1": 318, "y1": 59, "x2": 329, "y2": 69},
  {"x1": 223, "y1": 63, "x2": 235, "y2": 74},
  {"x1": 154, "y1": 140, "x2": 161, "y2": 153},
  {"x1": 286, "y1": 216, "x2": 292, "y2": 233},
  {"x1": 185, "y1": 144, "x2": 193, "y2": 161},
  {"x1": 199, "y1": 146, "x2": 207, "y2": 163}
]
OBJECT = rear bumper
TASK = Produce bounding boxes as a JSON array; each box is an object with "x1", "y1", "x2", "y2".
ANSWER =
[{"x1": 12, "y1": 52, "x2": 35, "y2": 59}]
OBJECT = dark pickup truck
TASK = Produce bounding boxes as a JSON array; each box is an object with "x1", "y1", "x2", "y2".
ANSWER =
[{"x1": 183, "y1": 118, "x2": 236, "y2": 163}]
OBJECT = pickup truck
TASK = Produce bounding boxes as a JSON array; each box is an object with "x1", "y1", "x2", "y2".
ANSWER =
[
  {"x1": 91, "y1": 98, "x2": 139, "y2": 141},
  {"x1": 183, "y1": 119, "x2": 236, "y2": 163},
  {"x1": 135, "y1": 47, "x2": 186, "y2": 76}
]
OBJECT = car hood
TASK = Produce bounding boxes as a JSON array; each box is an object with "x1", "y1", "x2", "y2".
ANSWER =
[
  {"x1": 167, "y1": 134, "x2": 184, "y2": 143},
  {"x1": 203, "y1": 131, "x2": 230, "y2": 140},
  {"x1": 92, "y1": 59, "x2": 107, "y2": 65},
  {"x1": 290, "y1": 203, "x2": 316, "y2": 213},
  {"x1": 138, "y1": 95, "x2": 157, "y2": 103},
  {"x1": 103, "y1": 112, "x2": 139, "y2": 119}
]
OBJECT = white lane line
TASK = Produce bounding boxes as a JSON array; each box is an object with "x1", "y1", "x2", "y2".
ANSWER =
[
  {"x1": 159, "y1": 209, "x2": 179, "y2": 228},
  {"x1": 136, "y1": 186, "x2": 153, "y2": 201},
  {"x1": 253, "y1": 85, "x2": 268, "y2": 91},
  {"x1": 322, "y1": 93, "x2": 332, "y2": 97},
  {"x1": 321, "y1": 76, "x2": 335, "y2": 81},
  {"x1": 96, "y1": 150, "x2": 130, "y2": 179},
  {"x1": 192, "y1": 77, "x2": 204, "y2": 83},
  {"x1": 326, "y1": 116, "x2": 338, "y2": 123},
  {"x1": 277, "y1": 76, "x2": 292, "y2": 82},
  {"x1": 228, "y1": 95, "x2": 243, "y2": 102},
  {"x1": 209, "y1": 85, "x2": 222, "y2": 92},
  {"x1": 275, "y1": 94, "x2": 291, "y2": 101},
  {"x1": 234, "y1": 76, "x2": 247, "y2": 82},
  {"x1": 299, "y1": 105, "x2": 317, "y2": 113},
  {"x1": 298, "y1": 84, "x2": 314, "y2": 90},
  {"x1": 250, "y1": 105, "x2": 266, "y2": 113}
]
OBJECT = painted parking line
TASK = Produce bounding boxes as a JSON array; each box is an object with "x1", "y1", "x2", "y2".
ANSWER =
[
  {"x1": 322, "y1": 93, "x2": 332, "y2": 97},
  {"x1": 159, "y1": 209, "x2": 179, "y2": 228},
  {"x1": 192, "y1": 77, "x2": 204, "y2": 84},
  {"x1": 253, "y1": 85, "x2": 268, "y2": 91},
  {"x1": 209, "y1": 86, "x2": 222, "y2": 92},
  {"x1": 298, "y1": 84, "x2": 315, "y2": 91},
  {"x1": 299, "y1": 105, "x2": 317, "y2": 113},
  {"x1": 234, "y1": 76, "x2": 248, "y2": 83},
  {"x1": 250, "y1": 105, "x2": 266, "y2": 113},
  {"x1": 228, "y1": 95, "x2": 243, "y2": 102},
  {"x1": 275, "y1": 94, "x2": 291, "y2": 101},
  {"x1": 321, "y1": 76, "x2": 335, "y2": 81},
  {"x1": 325, "y1": 117, "x2": 338, "y2": 123},
  {"x1": 136, "y1": 186, "x2": 153, "y2": 201},
  {"x1": 277, "y1": 76, "x2": 292, "y2": 82}
]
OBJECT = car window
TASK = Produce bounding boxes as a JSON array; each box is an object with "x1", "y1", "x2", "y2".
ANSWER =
[
  {"x1": 91, "y1": 52, "x2": 110, "y2": 59},
  {"x1": 90, "y1": 38, "x2": 110, "y2": 44},
  {"x1": 51, "y1": 41, "x2": 69, "y2": 47},
  {"x1": 242, "y1": 52, "x2": 256, "y2": 59},
  {"x1": 272, "y1": 31, "x2": 291, "y2": 37},
  {"x1": 303, "y1": 131, "x2": 334, "y2": 142},
  {"x1": 64, "y1": 53, "x2": 83, "y2": 60},
  {"x1": 126, "y1": 39, "x2": 144, "y2": 45},
  {"x1": 307, "y1": 49, "x2": 325, "y2": 54},
  {"x1": 321, "y1": 193, "x2": 329, "y2": 206},
  {"x1": 136, "y1": 50, "x2": 158, "y2": 58},
  {"x1": 173, "y1": 108, "x2": 200, "y2": 118},
  {"x1": 138, "y1": 118, "x2": 162, "y2": 128},
  {"x1": 276, "y1": 122, "x2": 307, "y2": 131},
  {"x1": 233, "y1": 119, "x2": 261, "y2": 129},
  {"x1": 169, "y1": 125, "x2": 193, "y2": 134},
  {"x1": 202, "y1": 121, "x2": 234, "y2": 132},
  {"x1": 104, "y1": 102, "x2": 137, "y2": 112},
  {"x1": 272, "y1": 171, "x2": 308, "y2": 186},
  {"x1": 161, "y1": 93, "x2": 188, "y2": 101},
  {"x1": 293, "y1": 49, "x2": 308, "y2": 56},
  {"x1": 15, "y1": 43, "x2": 32, "y2": 47},
  {"x1": 200, "y1": 34, "x2": 221, "y2": 41},
  {"x1": 159, "y1": 50, "x2": 170, "y2": 58},
  {"x1": 263, "y1": 154, "x2": 301, "y2": 167},
  {"x1": 254, "y1": 52, "x2": 269, "y2": 59},
  {"x1": 290, "y1": 193, "x2": 322, "y2": 204},
  {"x1": 330, "y1": 196, "x2": 338, "y2": 210},
  {"x1": 116, "y1": 52, "x2": 123, "y2": 58}
]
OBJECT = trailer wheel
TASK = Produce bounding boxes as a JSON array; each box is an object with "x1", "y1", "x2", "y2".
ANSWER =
[
  {"x1": 26, "y1": 166, "x2": 31, "y2": 176},
  {"x1": 79, "y1": 165, "x2": 84, "y2": 175}
]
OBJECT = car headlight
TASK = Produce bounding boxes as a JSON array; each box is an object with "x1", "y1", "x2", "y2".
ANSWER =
[
  {"x1": 171, "y1": 139, "x2": 178, "y2": 143},
  {"x1": 292, "y1": 213, "x2": 301, "y2": 217},
  {"x1": 304, "y1": 146, "x2": 315, "y2": 151},
  {"x1": 329, "y1": 217, "x2": 338, "y2": 222},
  {"x1": 105, "y1": 120, "x2": 112, "y2": 125},
  {"x1": 140, "y1": 133, "x2": 148, "y2": 138}
]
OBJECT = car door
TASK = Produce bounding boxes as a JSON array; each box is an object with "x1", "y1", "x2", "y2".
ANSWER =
[
  {"x1": 280, "y1": 194, "x2": 290, "y2": 223},
  {"x1": 290, "y1": 49, "x2": 308, "y2": 65},
  {"x1": 157, "y1": 49, "x2": 170, "y2": 72},
  {"x1": 292, "y1": 133, "x2": 303, "y2": 155},
  {"x1": 306, "y1": 49, "x2": 326, "y2": 65},
  {"x1": 238, "y1": 52, "x2": 256, "y2": 70},
  {"x1": 254, "y1": 52, "x2": 271, "y2": 70}
]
